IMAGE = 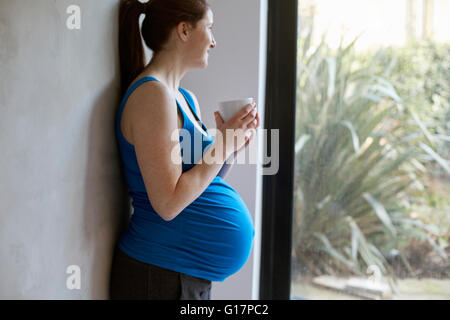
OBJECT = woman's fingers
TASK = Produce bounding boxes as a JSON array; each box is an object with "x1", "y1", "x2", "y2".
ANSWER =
[
  {"x1": 245, "y1": 111, "x2": 259, "y2": 129},
  {"x1": 214, "y1": 111, "x2": 224, "y2": 126},
  {"x1": 241, "y1": 104, "x2": 257, "y2": 125},
  {"x1": 238, "y1": 103, "x2": 256, "y2": 120}
]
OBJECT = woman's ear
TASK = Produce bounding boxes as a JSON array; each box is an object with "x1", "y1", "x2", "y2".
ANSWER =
[{"x1": 177, "y1": 22, "x2": 190, "y2": 40}]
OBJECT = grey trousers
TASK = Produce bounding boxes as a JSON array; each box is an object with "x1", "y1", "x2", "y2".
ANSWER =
[{"x1": 109, "y1": 246, "x2": 212, "y2": 300}]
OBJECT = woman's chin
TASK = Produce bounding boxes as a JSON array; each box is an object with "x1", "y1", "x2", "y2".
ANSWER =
[
  {"x1": 201, "y1": 58, "x2": 209, "y2": 68},
  {"x1": 193, "y1": 55, "x2": 209, "y2": 69}
]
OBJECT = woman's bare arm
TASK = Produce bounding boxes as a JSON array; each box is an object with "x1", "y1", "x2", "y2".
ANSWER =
[{"x1": 130, "y1": 82, "x2": 256, "y2": 221}]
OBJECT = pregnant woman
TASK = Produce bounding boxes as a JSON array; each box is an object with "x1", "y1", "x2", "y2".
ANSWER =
[{"x1": 109, "y1": 0, "x2": 260, "y2": 300}]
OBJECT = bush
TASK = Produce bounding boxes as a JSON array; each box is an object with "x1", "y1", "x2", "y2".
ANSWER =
[{"x1": 292, "y1": 31, "x2": 449, "y2": 283}]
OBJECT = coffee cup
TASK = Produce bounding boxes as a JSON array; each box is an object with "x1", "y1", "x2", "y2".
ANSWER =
[{"x1": 217, "y1": 98, "x2": 254, "y2": 123}]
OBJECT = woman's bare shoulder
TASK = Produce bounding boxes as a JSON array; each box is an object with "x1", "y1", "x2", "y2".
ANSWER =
[{"x1": 122, "y1": 78, "x2": 175, "y2": 144}]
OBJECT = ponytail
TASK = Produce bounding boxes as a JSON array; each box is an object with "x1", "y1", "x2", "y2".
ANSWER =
[
  {"x1": 119, "y1": 0, "x2": 148, "y2": 98},
  {"x1": 119, "y1": 0, "x2": 211, "y2": 98}
]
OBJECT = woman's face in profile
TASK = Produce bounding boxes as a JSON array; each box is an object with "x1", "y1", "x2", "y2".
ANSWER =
[{"x1": 189, "y1": 8, "x2": 216, "y2": 68}]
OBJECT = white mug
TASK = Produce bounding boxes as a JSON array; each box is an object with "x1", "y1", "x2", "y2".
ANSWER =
[{"x1": 217, "y1": 98, "x2": 254, "y2": 123}]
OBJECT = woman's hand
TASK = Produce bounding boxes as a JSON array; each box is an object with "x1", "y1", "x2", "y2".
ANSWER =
[{"x1": 214, "y1": 102, "x2": 260, "y2": 157}]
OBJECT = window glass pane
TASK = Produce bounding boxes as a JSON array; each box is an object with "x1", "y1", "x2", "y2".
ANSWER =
[{"x1": 291, "y1": 0, "x2": 450, "y2": 300}]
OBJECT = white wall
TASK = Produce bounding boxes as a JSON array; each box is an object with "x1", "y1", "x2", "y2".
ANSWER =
[
  {"x1": 0, "y1": 0, "x2": 129, "y2": 299},
  {"x1": 0, "y1": 0, "x2": 267, "y2": 299}
]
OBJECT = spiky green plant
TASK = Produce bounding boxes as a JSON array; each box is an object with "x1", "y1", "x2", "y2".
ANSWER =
[{"x1": 292, "y1": 30, "x2": 449, "y2": 285}]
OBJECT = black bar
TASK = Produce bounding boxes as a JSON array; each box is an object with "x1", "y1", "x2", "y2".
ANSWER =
[
  {"x1": 259, "y1": 0, "x2": 298, "y2": 299},
  {"x1": 1, "y1": 300, "x2": 444, "y2": 317}
]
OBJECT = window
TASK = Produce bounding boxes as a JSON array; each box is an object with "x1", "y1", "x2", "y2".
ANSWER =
[{"x1": 261, "y1": 0, "x2": 450, "y2": 300}]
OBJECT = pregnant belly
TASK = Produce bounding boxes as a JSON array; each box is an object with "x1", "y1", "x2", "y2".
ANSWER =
[{"x1": 177, "y1": 177, "x2": 255, "y2": 276}]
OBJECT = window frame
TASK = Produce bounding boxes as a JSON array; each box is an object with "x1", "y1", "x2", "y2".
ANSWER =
[{"x1": 259, "y1": 0, "x2": 299, "y2": 300}]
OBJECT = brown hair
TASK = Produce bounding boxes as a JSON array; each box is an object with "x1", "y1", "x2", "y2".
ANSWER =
[{"x1": 119, "y1": 0, "x2": 211, "y2": 97}]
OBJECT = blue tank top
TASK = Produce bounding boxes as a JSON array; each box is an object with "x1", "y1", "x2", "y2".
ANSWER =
[{"x1": 115, "y1": 76, "x2": 255, "y2": 282}]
